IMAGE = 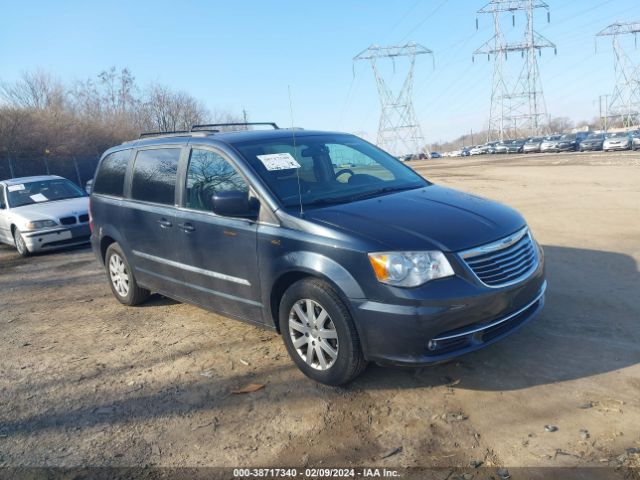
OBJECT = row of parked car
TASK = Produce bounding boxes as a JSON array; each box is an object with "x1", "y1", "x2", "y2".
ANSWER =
[{"x1": 443, "y1": 130, "x2": 640, "y2": 157}]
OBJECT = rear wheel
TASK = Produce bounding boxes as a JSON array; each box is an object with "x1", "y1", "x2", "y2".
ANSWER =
[
  {"x1": 105, "y1": 243, "x2": 150, "y2": 306},
  {"x1": 279, "y1": 278, "x2": 366, "y2": 385},
  {"x1": 13, "y1": 228, "x2": 30, "y2": 257}
]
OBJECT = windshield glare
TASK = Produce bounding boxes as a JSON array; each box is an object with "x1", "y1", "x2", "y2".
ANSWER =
[
  {"x1": 233, "y1": 134, "x2": 428, "y2": 208},
  {"x1": 7, "y1": 178, "x2": 86, "y2": 208}
]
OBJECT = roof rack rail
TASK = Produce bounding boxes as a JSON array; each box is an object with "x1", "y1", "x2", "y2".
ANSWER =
[
  {"x1": 190, "y1": 122, "x2": 279, "y2": 131},
  {"x1": 139, "y1": 130, "x2": 190, "y2": 139}
]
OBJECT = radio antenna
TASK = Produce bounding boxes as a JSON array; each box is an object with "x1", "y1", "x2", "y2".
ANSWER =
[{"x1": 288, "y1": 85, "x2": 304, "y2": 216}]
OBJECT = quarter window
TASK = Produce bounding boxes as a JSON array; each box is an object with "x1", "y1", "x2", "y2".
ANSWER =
[
  {"x1": 130, "y1": 148, "x2": 181, "y2": 205},
  {"x1": 93, "y1": 149, "x2": 131, "y2": 197},
  {"x1": 185, "y1": 149, "x2": 248, "y2": 211}
]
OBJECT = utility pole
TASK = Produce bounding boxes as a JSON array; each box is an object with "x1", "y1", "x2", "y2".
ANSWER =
[
  {"x1": 599, "y1": 94, "x2": 610, "y2": 131},
  {"x1": 354, "y1": 43, "x2": 433, "y2": 157},
  {"x1": 474, "y1": 0, "x2": 556, "y2": 140},
  {"x1": 596, "y1": 22, "x2": 640, "y2": 128}
]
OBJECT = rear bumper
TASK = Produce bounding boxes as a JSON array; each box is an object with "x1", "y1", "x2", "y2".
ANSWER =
[
  {"x1": 348, "y1": 261, "x2": 546, "y2": 366},
  {"x1": 23, "y1": 224, "x2": 91, "y2": 252}
]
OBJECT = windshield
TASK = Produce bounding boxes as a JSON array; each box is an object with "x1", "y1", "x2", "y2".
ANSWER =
[
  {"x1": 233, "y1": 134, "x2": 428, "y2": 209},
  {"x1": 560, "y1": 134, "x2": 576, "y2": 140},
  {"x1": 7, "y1": 178, "x2": 86, "y2": 208},
  {"x1": 608, "y1": 132, "x2": 627, "y2": 138},
  {"x1": 586, "y1": 133, "x2": 604, "y2": 140}
]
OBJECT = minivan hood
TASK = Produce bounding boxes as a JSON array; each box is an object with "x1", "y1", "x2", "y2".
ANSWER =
[
  {"x1": 10, "y1": 197, "x2": 89, "y2": 222},
  {"x1": 303, "y1": 185, "x2": 525, "y2": 252}
]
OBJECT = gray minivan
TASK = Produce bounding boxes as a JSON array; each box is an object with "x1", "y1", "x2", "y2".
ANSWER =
[{"x1": 90, "y1": 124, "x2": 546, "y2": 385}]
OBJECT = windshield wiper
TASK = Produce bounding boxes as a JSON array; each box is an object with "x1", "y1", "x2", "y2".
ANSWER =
[{"x1": 346, "y1": 184, "x2": 423, "y2": 202}]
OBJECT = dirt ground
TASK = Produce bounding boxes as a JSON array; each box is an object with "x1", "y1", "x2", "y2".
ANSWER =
[{"x1": 1, "y1": 151, "x2": 639, "y2": 475}]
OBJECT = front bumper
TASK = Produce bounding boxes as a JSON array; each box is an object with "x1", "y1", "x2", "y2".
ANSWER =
[
  {"x1": 349, "y1": 259, "x2": 546, "y2": 366},
  {"x1": 23, "y1": 224, "x2": 91, "y2": 252},
  {"x1": 580, "y1": 143, "x2": 602, "y2": 151},
  {"x1": 604, "y1": 143, "x2": 630, "y2": 151},
  {"x1": 554, "y1": 144, "x2": 577, "y2": 152}
]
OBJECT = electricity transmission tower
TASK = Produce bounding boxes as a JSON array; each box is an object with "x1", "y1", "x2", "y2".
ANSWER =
[
  {"x1": 354, "y1": 43, "x2": 433, "y2": 156},
  {"x1": 474, "y1": 0, "x2": 556, "y2": 140},
  {"x1": 596, "y1": 22, "x2": 640, "y2": 128}
]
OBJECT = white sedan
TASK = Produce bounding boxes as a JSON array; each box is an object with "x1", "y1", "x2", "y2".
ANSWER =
[{"x1": 0, "y1": 175, "x2": 90, "y2": 256}]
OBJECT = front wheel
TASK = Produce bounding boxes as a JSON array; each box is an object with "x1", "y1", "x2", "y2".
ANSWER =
[
  {"x1": 13, "y1": 228, "x2": 30, "y2": 257},
  {"x1": 105, "y1": 243, "x2": 150, "y2": 306},
  {"x1": 279, "y1": 279, "x2": 367, "y2": 385}
]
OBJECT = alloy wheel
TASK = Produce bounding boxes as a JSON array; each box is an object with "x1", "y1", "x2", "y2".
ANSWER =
[
  {"x1": 14, "y1": 231, "x2": 27, "y2": 255},
  {"x1": 288, "y1": 299, "x2": 339, "y2": 370},
  {"x1": 109, "y1": 252, "x2": 130, "y2": 297}
]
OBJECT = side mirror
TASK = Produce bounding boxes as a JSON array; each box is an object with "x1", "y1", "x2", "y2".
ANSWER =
[{"x1": 211, "y1": 190, "x2": 258, "y2": 218}]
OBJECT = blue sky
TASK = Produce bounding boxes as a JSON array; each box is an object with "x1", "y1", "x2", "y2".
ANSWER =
[{"x1": 1, "y1": 0, "x2": 638, "y2": 144}]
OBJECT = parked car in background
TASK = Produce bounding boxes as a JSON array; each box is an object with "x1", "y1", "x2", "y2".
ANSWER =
[
  {"x1": 552, "y1": 132, "x2": 589, "y2": 152},
  {"x1": 0, "y1": 175, "x2": 90, "y2": 256},
  {"x1": 523, "y1": 137, "x2": 543, "y2": 153},
  {"x1": 632, "y1": 132, "x2": 640, "y2": 151},
  {"x1": 578, "y1": 132, "x2": 607, "y2": 151},
  {"x1": 505, "y1": 139, "x2": 528, "y2": 153},
  {"x1": 430, "y1": 152, "x2": 441, "y2": 158},
  {"x1": 603, "y1": 132, "x2": 632, "y2": 151},
  {"x1": 540, "y1": 135, "x2": 561, "y2": 153},
  {"x1": 90, "y1": 125, "x2": 546, "y2": 385},
  {"x1": 482, "y1": 141, "x2": 500, "y2": 154},
  {"x1": 469, "y1": 145, "x2": 485, "y2": 155},
  {"x1": 494, "y1": 141, "x2": 509, "y2": 154}
]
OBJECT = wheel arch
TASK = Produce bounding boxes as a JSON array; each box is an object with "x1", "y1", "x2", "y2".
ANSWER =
[{"x1": 267, "y1": 254, "x2": 366, "y2": 335}]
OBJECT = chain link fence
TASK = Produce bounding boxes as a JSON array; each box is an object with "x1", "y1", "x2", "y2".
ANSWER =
[{"x1": 0, "y1": 155, "x2": 100, "y2": 189}]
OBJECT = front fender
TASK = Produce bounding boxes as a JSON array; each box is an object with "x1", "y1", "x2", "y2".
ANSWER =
[
  {"x1": 261, "y1": 249, "x2": 367, "y2": 331},
  {"x1": 273, "y1": 251, "x2": 366, "y2": 299}
]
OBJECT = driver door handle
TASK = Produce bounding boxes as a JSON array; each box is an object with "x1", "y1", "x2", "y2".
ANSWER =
[{"x1": 179, "y1": 222, "x2": 196, "y2": 233}]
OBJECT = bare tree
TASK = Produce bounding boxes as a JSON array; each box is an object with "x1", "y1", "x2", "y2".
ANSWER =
[
  {"x1": 0, "y1": 71, "x2": 65, "y2": 111},
  {"x1": 138, "y1": 84, "x2": 209, "y2": 132}
]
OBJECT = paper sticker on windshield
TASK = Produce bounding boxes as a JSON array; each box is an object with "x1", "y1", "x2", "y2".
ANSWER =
[
  {"x1": 256, "y1": 153, "x2": 301, "y2": 171},
  {"x1": 30, "y1": 193, "x2": 48, "y2": 202},
  {"x1": 8, "y1": 184, "x2": 25, "y2": 192}
]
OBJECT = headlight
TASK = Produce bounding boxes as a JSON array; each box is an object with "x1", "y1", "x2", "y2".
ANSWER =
[
  {"x1": 25, "y1": 219, "x2": 58, "y2": 230},
  {"x1": 368, "y1": 251, "x2": 455, "y2": 287}
]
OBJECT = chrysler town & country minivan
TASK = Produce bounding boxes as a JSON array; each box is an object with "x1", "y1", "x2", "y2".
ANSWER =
[{"x1": 90, "y1": 124, "x2": 546, "y2": 385}]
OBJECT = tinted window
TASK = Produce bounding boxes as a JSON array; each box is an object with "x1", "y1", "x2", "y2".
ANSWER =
[
  {"x1": 185, "y1": 149, "x2": 248, "y2": 211},
  {"x1": 131, "y1": 148, "x2": 181, "y2": 205},
  {"x1": 93, "y1": 150, "x2": 131, "y2": 196}
]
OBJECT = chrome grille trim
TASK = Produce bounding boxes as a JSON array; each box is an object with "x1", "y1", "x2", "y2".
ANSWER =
[{"x1": 458, "y1": 227, "x2": 539, "y2": 288}]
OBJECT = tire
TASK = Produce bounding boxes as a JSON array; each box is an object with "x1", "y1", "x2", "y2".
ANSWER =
[
  {"x1": 105, "y1": 243, "x2": 150, "y2": 306},
  {"x1": 279, "y1": 278, "x2": 367, "y2": 385},
  {"x1": 13, "y1": 228, "x2": 30, "y2": 257}
]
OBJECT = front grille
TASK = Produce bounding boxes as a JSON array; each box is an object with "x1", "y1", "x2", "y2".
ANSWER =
[
  {"x1": 59, "y1": 216, "x2": 77, "y2": 225},
  {"x1": 460, "y1": 228, "x2": 537, "y2": 287},
  {"x1": 78, "y1": 213, "x2": 89, "y2": 223}
]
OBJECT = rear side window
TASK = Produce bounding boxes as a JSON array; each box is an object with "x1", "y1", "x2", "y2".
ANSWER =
[
  {"x1": 131, "y1": 148, "x2": 181, "y2": 205},
  {"x1": 93, "y1": 150, "x2": 131, "y2": 196}
]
